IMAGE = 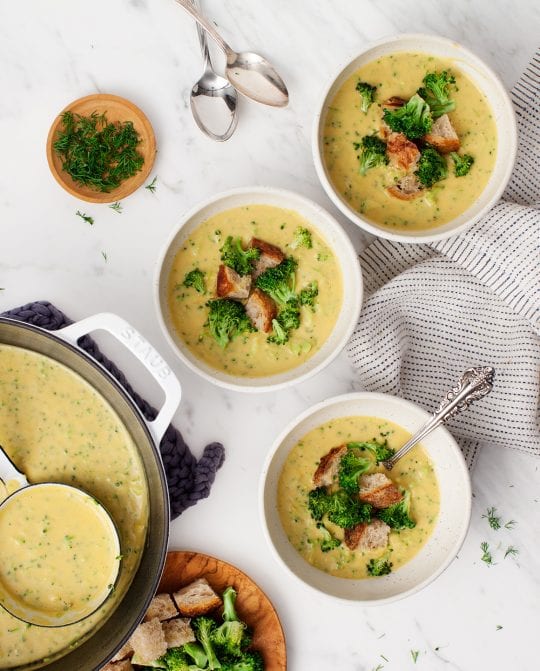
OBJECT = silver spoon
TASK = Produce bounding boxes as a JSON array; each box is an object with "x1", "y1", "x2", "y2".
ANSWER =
[
  {"x1": 190, "y1": 0, "x2": 238, "y2": 141},
  {"x1": 174, "y1": 0, "x2": 289, "y2": 107},
  {"x1": 383, "y1": 366, "x2": 495, "y2": 470}
]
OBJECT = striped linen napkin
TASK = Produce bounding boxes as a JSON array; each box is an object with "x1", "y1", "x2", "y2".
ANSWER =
[{"x1": 347, "y1": 51, "x2": 540, "y2": 468}]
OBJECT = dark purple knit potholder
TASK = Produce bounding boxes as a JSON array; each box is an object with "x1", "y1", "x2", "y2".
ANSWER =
[{"x1": 1, "y1": 301, "x2": 225, "y2": 519}]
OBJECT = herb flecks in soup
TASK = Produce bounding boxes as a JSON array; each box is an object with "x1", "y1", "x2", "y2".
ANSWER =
[
  {"x1": 323, "y1": 52, "x2": 497, "y2": 231},
  {"x1": 278, "y1": 416, "x2": 440, "y2": 579},
  {"x1": 167, "y1": 205, "x2": 343, "y2": 378},
  {"x1": 0, "y1": 345, "x2": 148, "y2": 668},
  {"x1": 0, "y1": 484, "x2": 120, "y2": 626}
]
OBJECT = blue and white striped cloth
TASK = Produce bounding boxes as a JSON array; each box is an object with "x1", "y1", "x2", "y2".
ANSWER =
[{"x1": 347, "y1": 52, "x2": 540, "y2": 468}]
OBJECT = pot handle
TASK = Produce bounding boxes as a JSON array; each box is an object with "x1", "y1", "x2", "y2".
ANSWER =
[{"x1": 57, "y1": 313, "x2": 182, "y2": 444}]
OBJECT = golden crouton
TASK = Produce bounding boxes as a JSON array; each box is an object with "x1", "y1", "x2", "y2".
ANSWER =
[{"x1": 173, "y1": 578, "x2": 222, "y2": 617}]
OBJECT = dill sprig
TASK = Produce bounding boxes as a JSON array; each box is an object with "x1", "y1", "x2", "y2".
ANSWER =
[
  {"x1": 480, "y1": 541, "x2": 494, "y2": 565},
  {"x1": 504, "y1": 519, "x2": 516, "y2": 529},
  {"x1": 145, "y1": 176, "x2": 157, "y2": 193},
  {"x1": 76, "y1": 210, "x2": 94, "y2": 225},
  {"x1": 101, "y1": 251, "x2": 108, "y2": 262},
  {"x1": 54, "y1": 111, "x2": 144, "y2": 193},
  {"x1": 482, "y1": 507, "x2": 501, "y2": 530},
  {"x1": 411, "y1": 650, "x2": 420, "y2": 663},
  {"x1": 109, "y1": 201, "x2": 122, "y2": 213},
  {"x1": 504, "y1": 545, "x2": 519, "y2": 559}
]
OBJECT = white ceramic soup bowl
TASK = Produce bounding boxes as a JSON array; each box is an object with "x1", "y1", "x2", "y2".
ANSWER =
[
  {"x1": 155, "y1": 187, "x2": 363, "y2": 392},
  {"x1": 260, "y1": 392, "x2": 471, "y2": 604},
  {"x1": 313, "y1": 33, "x2": 517, "y2": 243}
]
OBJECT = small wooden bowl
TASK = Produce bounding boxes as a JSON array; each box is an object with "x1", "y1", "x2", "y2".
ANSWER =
[
  {"x1": 46, "y1": 93, "x2": 156, "y2": 204},
  {"x1": 159, "y1": 550, "x2": 287, "y2": 671}
]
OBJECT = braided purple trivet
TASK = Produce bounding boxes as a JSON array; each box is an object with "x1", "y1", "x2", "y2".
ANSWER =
[{"x1": 1, "y1": 301, "x2": 225, "y2": 519}]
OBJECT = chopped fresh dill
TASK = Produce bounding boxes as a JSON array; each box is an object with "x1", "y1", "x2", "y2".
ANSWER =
[
  {"x1": 145, "y1": 176, "x2": 158, "y2": 193},
  {"x1": 504, "y1": 545, "x2": 519, "y2": 558},
  {"x1": 109, "y1": 201, "x2": 122, "y2": 213},
  {"x1": 411, "y1": 650, "x2": 420, "y2": 663},
  {"x1": 482, "y1": 507, "x2": 501, "y2": 530},
  {"x1": 54, "y1": 111, "x2": 144, "y2": 193},
  {"x1": 480, "y1": 541, "x2": 493, "y2": 565},
  {"x1": 76, "y1": 210, "x2": 94, "y2": 225},
  {"x1": 496, "y1": 625, "x2": 503, "y2": 630},
  {"x1": 101, "y1": 251, "x2": 108, "y2": 262},
  {"x1": 504, "y1": 519, "x2": 517, "y2": 529},
  {"x1": 380, "y1": 654, "x2": 389, "y2": 662}
]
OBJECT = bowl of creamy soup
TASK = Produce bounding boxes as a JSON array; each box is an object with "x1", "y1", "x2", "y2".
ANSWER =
[
  {"x1": 155, "y1": 187, "x2": 363, "y2": 392},
  {"x1": 260, "y1": 392, "x2": 471, "y2": 603},
  {"x1": 313, "y1": 33, "x2": 517, "y2": 243},
  {"x1": 0, "y1": 314, "x2": 181, "y2": 670}
]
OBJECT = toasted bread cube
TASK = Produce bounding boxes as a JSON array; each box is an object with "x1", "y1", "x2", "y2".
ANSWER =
[
  {"x1": 101, "y1": 661, "x2": 134, "y2": 671},
  {"x1": 344, "y1": 519, "x2": 391, "y2": 551},
  {"x1": 217, "y1": 265, "x2": 252, "y2": 299},
  {"x1": 424, "y1": 114, "x2": 460, "y2": 153},
  {"x1": 173, "y1": 577, "x2": 222, "y2": 617},
  {"x1": 245, "y1": 288, "x2": 277, "y2": 333},
  {"x1": 250, "y1": 238, "x2": 285, "y2": 279},
  {"x1": 110, "y1": 639, "x2": 134, "y2": 662},
  {"x1": 143, "y1": 593, "x2": 178, "y2": 623},
  {"x1": 130, "y1": 617, "x2": 167, "y2": 665},
  {"x1": 359, "y1": 473, "x2": 402, "y2": 508},
  {"x1": 162, "y1": 617, "x2": 196, "y2": 648},
  {"x1": 386, "y1": 132, "x2": 421, "y2": 172},
  {"x1": 313, "y1": 445, "x2": 347, "y2": 488},
  {"x1": 387, "y1": 174, "x2": 424, "y2": 200}
]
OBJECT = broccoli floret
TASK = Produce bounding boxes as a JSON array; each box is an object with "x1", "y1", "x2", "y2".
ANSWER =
[
  {"x1": 222, "y1": 585, "x2": 239, "y2": 622},
  {"x1": 254, "y1": 257, "x2": 298, "y2": 306},
  {"x1": 366, "y1": 556, "x2": 393, "y2": 576},
  {"x1": 378, "y1": 490, "x2": 416, "y2": 530},
  {"x1": 418, "y1": 70, "x2": 456, "y2": 118},
  {"x1": 192, "y1": 617, "x2": 221, "y2": 670},
  {"x1": 450, "y1": 152, "x2": 474, "y2": 177},
  {"x1": 206, "y1": 299, "x2": 254, "y2": 349},
  {"x1": 383, "y1": 93, "x2": 432, "y2": 139},
  {"x1": 267, "y1": 306, "x2": 301, "y2": 345},
  {"x1": 316, "y1": 522, "x2": 341, "y2": 552},
  {"x1": 338, "y1": 448, "x2": 372, "y2": 493},
  {"x1": 347, "y1": 440, "x2": 395, "y2": 464},
  {"x1": 290, "y1": 226, "x2": 313, "y2": 249},
  {"x1": 267, "y1": 318, "x2": 289, "y2": 345},
  {"x1": 354, "y1": 135, "x2": 388, "y2": 176},
  {"x1": 415, "y1": 146, "x2": 448, "y2": 187},
  {"x1": 298, "y1": 281, "x2": 318, "y2": 310},
  {"x1": 212, "y1": 587, "x2": 251, "y2": 659},
  {"x1": 308, "y1": 488, "x2": 372, "y2": 529},
  {"x1": 221, "y1": 651, "x2": 264, "y2": 671},
  {"x1": 182, "y1": 268, "x2": 206, "y2": 294},
  {"x1": 182, "y1": 642, "x2": 208, "y2": 668},
  {"x1": 220, "y1": 236, "x2": 260, "y2": 275},
  {"x1": 356, "y1": 81, "x2": 377, "y2": 113}
]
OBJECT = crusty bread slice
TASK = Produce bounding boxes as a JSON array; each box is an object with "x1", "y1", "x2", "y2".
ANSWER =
[
  {"x1": 344, "y1": 519, "x2": 391, "y2": 550},
  {"x1": 359, "y1": 473, "x2": 403, "y2": 508},
  {"x1": 245, "y1": 288, "x2": 277, "y2": 333},
  {"x1": 173, "y1": 578, "x2": 222, "y2": 617},
  {"x1": 143, "y1": 593, "x2": 178, "y2": 623},
  {"x1": 387, "y1": 174, "x2": 424, "y2": 200},
  {"x1": 217, "y1": 265, "x2": 252, "y2": 300},
  {"x1": 313, "y1": 445, "x2": 347, "y2": 488},
  {"x1": 130, "y1": 617, "x2": 167, "y2": 666},
  {"x1": 424, "y1": 114, "x2": 460, "y2": 153},
  {"x1": 386, "y1": 132, "x2": 421, "y2": 172},
  {"x1": 162, "y1": 618, "x2": 196, "y2": 648},
  {"x1": 110, "y1": 639, "x2": 134, "y2": 663}
]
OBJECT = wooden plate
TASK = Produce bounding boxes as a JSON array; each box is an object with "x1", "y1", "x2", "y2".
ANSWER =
[
  {"x1": 46, "y1": 93, "x2": 156, "y2": 203},
  {"x1": 158, "y1": 551, "x2": 287, "y2": 671}
]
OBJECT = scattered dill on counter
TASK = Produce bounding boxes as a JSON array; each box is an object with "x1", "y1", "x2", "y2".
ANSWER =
[
  {"x1": 101, "y1": 251, "x2": 108, "y2": 262},
  {"x1": 504, "y1": 519, "x2": 517, "y2": 529},
  {"x1": 480, "y1": 541, "x2": 494, "y2": 565},
  {"x1": 54, "y1": 111, "x2": 144, "y2": 192},
  {"x1": 504, "y1": 545, "x2": 519, "y2": 559},
  {"x1": 76, "y1": 210, "x2": 94, "y2": 225},
  {"x1": 411, "y1": 650, "x2": 420, "y2": 663},
  {"x1": 145, "y1": 176, "x2": 158, "y2": 193},
  {"x1": 109, "y1": 201, "x2": 122, "y2": 213},
  {"x1": 482, "y1": 507, "x2": 501, "y2": 530}
]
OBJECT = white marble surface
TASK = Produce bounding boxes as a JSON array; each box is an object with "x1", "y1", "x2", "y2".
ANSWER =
[{"x1": 1, "y1": 1, "x2": 539, "y2": 669}]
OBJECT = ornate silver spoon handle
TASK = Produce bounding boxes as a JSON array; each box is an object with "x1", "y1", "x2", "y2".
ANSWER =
[{"x1": 383, "y1": 366, "x2": 495, "y2": 470}]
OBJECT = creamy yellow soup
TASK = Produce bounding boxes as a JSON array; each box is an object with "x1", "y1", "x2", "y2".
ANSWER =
[
  {"x1": 278, "y1": 416, "x2": 440, "y2": 579},
  {"x1": 323, "y1": 52, "x2": 497, "y2": 231},
  {"x1": 0, "y1": 484, "x2": 120, "y2": 627},
  {"x1": 167, "y1": 205, "x2": 343, "y2": 377},
  {"x1": 0, "y1": 345, "x2": 148, "y2": 669}
]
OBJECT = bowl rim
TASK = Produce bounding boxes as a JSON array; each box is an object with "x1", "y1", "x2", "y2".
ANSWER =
[
  {"x1": 153, "y1": 185, "x2": 363, "y2": 393},
  {"x1": 312, "y1": 32, "x2": 518, "y2": 244},
  {"x1": 259, "y1": 390, "x2": 472, "y2": 605}
]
